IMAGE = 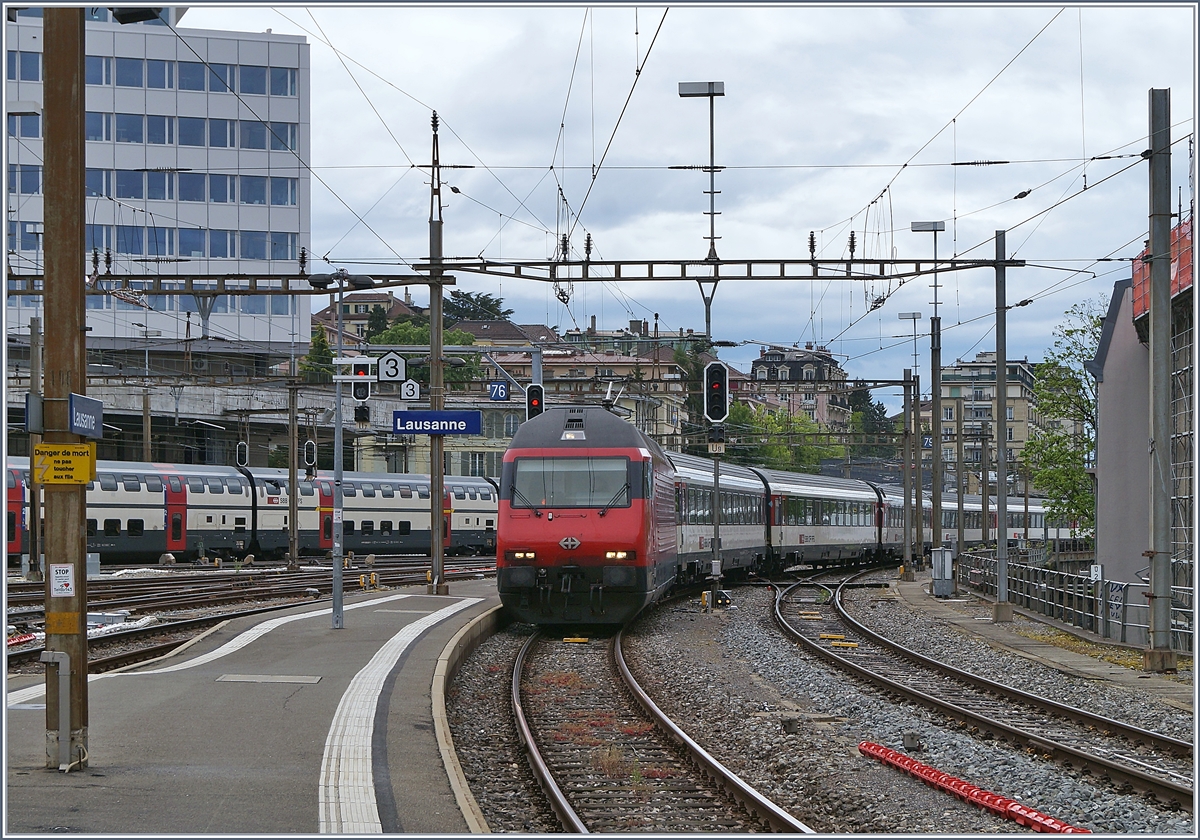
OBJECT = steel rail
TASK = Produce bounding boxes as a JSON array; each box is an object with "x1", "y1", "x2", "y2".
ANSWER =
[
  {"x1": 772, "y1": 580, "x2": 1194, "y2": 810},
  {"x1": 510, "y1": 631, "x2": 589, "y2": 833},
  {"x1": 612, "y1": 627, "x2": 814, "y2": 833}
]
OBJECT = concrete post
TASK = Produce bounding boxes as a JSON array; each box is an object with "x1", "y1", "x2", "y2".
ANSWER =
[{"x1": 993, "y1": 230, "x2": 1012, "y2": 622}]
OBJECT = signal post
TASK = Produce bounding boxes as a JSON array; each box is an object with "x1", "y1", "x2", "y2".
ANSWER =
[{"x1": 704, "y1": 362, "x2": 729, "y2": 611}]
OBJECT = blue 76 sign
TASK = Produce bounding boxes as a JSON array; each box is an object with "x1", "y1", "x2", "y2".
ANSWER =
[{"x1": 488, "y1": 381, "x2": 509, "y2": 401}]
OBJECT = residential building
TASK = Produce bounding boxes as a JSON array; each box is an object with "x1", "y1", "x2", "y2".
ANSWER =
[
  {"x1": 745, "y1": 344, "x2": 851, "y2": 430},
  {"x1": 562, "y1": 315, "x2": 704, "y2": 356},
  {"x1": 939, "y1": 352, "x2": 1044, "y2": 496},
  {"x1": 449, "y1": 320, "x2": 559, "y2": 348},
  {"x1": 6, "y1": 7, "x2": 311, "y2": 353},
  {"x1": 312, "y1": 290, "x2": 418, "y2": 346}
]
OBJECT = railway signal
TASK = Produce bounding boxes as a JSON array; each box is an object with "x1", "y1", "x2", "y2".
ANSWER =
[
  {"x1": 526, "y1": 383, "x2": 545, "y2": 420},
  {"x1": 351, "y1": 361, "x2": 372, "y2": 402},
  {"x1": 703, "y1": 361, "x2": 729, "y2": 423}
]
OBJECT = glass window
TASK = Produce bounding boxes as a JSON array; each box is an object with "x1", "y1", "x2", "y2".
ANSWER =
[
  {"x1": 209, "y1": 174, "x2": 235, "y2": 203},
  {"x1": 14, "y1": 165, "x2": 41, "y2": 195},
  {"x1": 270, "y1": 232, "x2": 296, "y2": 261},
  {"x1": 398, "y1": 485, "x2": 413, "y2": 498},
  {"x1": 104, "y1": 519, "x2": 121, "y2": 536},
  {"x1": 270, "y1": 177, "x2": 297, "y2": 205},
  {"x1": 19, "y1": 51, "x2": 41, "y2": 82},
  {"x1": 179, "y1": 228, "x2": 206, "y2": 257},
  {"x1": 122, "y1": 475, "x2": 141, "y2": 492},
  {"x1": 240, "y1": 176, "x2": 267, "y2": 204},
  {"x1": 270, "y1": 66, "x2": 297, "y2": 96},
  {"x1": 226, "y1": 478, "x2": 243, "y2": 494},
  {"x1": 453, "y1": 485, "x2": 466, "y2": 500},
  {"x1": 114, "y1": 113, "x2": 143, "y2": 143},
  {"x1": 187, "y1": 476, "x2": 205, "y2": 493},
  {"x1": 342, "y1": 484, "x2": 357, "y2": 497},
  {"x1": 146, "y1": 115, "x2": 173, "y2": 144},
  {"x1": 86, "y1": 519, "x2": 97, "y2": 536},
  {"x1": 85, "y1": 224, "x2": 111, "y2": 253},
  {"x1": 178, "y1": 61, "x2": 206, "y2": 91},
  {"x1": 360, "y1": 483, "x2": 376, "y2": 498},
  {"x1": 240, "y1": 65, "x2": 267, "y2": 94},
  {"x1": 115, "y1": 226, "x2": 144, "y2": 255},
  {"x1": 209, "y1": 118, "x2": 235, "y2": 148},
  {"x1": 360, "y1": 521, "x2": 374, "y2": 535},
  {"x1": 511, "y1": 457, "x2": 631, "y2": 509},
  {"x1": 147, "y1": 227, "x2": 173, "y2": 256},
  {"x1": 115, "y1": 170, "x2": 143, "y2": 199},
  {"x1": 271, "y1": 294, "x2": 291, "y2": 315},
  {"x1": 240, "y1": 121, "x2": 267, "y2": 149},
  {"x1": 178, "y1": 173, "x2": 206, "y2": 202},
  {"x1": 209, "y1": 230, "x2": 235, "y2": 258},
  {"x1": 85, "y1": 112, "x2": 111, "y2": 141},
  {"x1": 207, "y1": 477, "x2": 225, "y2": 494},
  {"x1": 208, "y1": 63, "x2": 234, "y2": 92},
  {"x1": 128, "y1": 519, "x2": 144, "y2": 537},
  {"x1": 86, "y1": 55, "x2": 111, "y2": 85},
  {"x1": 380, "y1": 520, "x2": 392, "y2": 534},
  {"x1": 417, "y1": 486, "x2": 430, "y2": 499},
  {"x1": 178, "y1": 116, "x2": 205, "y2": 146},
  {"x1": 115, "y1": 57, "x2": 143, "y2": 87},
  {"x1": 240, "y1": 230, "x2": 268, "y2": 260},
  {"x1": 299, "y1": 481, "x2": 314, "y2": 496},
  {"x1": 344, "y1": 521, "x2": 354, "y2": 535},
  {"x1": 167, "y1": 475, "x2": 182, "y2": 493},
  {"x1": 269, "y1": 122, "x2": 297, "y2": 151},
  {"x1": 147, "y1": 172, "x2": 173, "y2": 200},
  {"x1": 380, "y1": 484, "x2": 394, "y2": 498},
  {"x1": 8, "y1": 113, "x2": 40, "y2": 138},
  {"x1": 145, "y1": 475, "x2": 163, "y2": 492},
  {"x1": 146, "y1": 59, "x2": 173, "y2": 89},
  {"x1": 241, "y1": 296, "x2": 266, "y2": 314},
  {"x1": 98, "y1": 474, "x2": 118, "y2": 492}
]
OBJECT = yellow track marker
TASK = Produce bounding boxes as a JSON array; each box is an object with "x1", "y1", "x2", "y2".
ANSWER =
[
  {"x1": 830, "y1": 641, "x2": 859, "y2": 649},
  {"x1": 818, "y1": 633, "x2": 845, "y2": 640}
]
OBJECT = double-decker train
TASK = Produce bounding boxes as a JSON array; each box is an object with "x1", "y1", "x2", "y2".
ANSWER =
[
  {"x1": 5, "y1": 457, "x2": 498, "y2": 565},
  {"x1": 497, "y1": 407, "x2": 1061, "y2": 625}
]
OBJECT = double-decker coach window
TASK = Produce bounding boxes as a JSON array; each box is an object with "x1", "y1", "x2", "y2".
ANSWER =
[
  {"x1": 103, "y1": 519, "x2": 120, "y2": 536},
  {"x1": 168, "y1": 476, "x2": 182, "y2": 493},
  {"x1": 512, "y1": 457, "x2": 630, "y2": 509},
  {"x1": 128, "y1": 519, "x2": 144, "y2": 537},
  {"x1": 6, "y1": 471, "x2": 15, "y2": 488},
  {"x1": 380, "y1": 484, "x2": 394, "y2": 498},
  {"x1": 99, "y1": 474, "x2": 117, "y2": 492},
  {"x1": 226, "y1": 478, "x2": 243, "y2": 494},
  {"x1": 144, "y1": 475, "x2": 163, "y2": 492},
  {"x1": 86, "y1": 519, "x2": 97, "y2": 536},
  {"x1": 187, "y1": 477, "x2": 205, "y2": 493},
  {"x1": 208, "y1": 478, "x2": 225, "y2": 494},
  {"x1": 8, "y1": 510, "x2": 16, "y2": 535},
  {"x1": 361, "y1": 483, "x2": 375, "y2": 498},
  {"x1": 361, "y1": 521, "x2": 374, "y2": 535},
  {"x1": 299, "y1": 482, "x2": 314, "y2": 496},
  {"x1": 122, "y1": 475, "x2": 141, "y2": 492},
  {"x1": 342, "y1": 485, "x2": 356, "y2": 497},
  {"x1": 417, "y1": 486, "x2": 430, "y2": 499},
  {"x1": 452, "y1": 486, "x2": 466, "y2": 500},
  {"x1": 398, "y1": 485, "x2": 413, "y2": 498}
]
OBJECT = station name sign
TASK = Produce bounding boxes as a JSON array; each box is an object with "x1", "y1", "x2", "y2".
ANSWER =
[
  {"x1": 392, "y1": 410, "x2": 482, "y2": 436},
  {"x1": 68, "y1": 393, "x2": 104, "y2": 439}
]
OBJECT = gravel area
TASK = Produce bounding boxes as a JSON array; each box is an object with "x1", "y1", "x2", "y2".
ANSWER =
[{"x1": 448, "y1": 585, "x2": 1194, "y2": 833}]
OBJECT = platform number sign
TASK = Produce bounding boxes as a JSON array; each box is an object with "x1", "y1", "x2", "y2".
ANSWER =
[
  {"x1": 377, "y1": 352, "x2": 406, "y2": 382},
  {"x1": 922, "y1": 435, "x2": 934, "y2": 449},
  {"x1": 488, "y1": 381, "x2": 509, "y2": 401}
]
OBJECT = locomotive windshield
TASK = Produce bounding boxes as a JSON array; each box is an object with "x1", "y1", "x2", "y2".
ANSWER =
[{"x1": 511, "y1": 457, "x2": 631, "y2": 509}]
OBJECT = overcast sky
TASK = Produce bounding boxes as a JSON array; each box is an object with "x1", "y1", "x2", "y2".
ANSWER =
[{"x1": 182, "y1": 2, "x2": 1196, "y2": 410}]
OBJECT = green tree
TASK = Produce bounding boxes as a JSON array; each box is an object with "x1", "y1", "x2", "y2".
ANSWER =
[
  {"x1": 300, "y1": 328, "x2": 333, "y2": 382},
  {"x1": 443, "y1": 290, "x2": 514, "y2": 322},
  {"x1": 371, "y1": 319, "x2": 481, "y2": 388},
  {"x1": 848, "y1": 387, "x2": 895, "y2": 458},
  {"x1": 364, "y1": 305, "x2": 391, "y2": 341},
  {"x1": 1024, "y1": 299, "x2": 1104, "y2": 537}
]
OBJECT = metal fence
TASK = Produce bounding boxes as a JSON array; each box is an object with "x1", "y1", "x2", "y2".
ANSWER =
[{"x1": 956, "y1": 552, "x2": 1194, "y2": 654}]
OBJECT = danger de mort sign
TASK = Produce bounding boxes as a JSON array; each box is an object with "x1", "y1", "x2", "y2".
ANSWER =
[
  {"x1": 33, "y1": 443, "x2": 95, "y2": 484},
  {"x1": 392, "y1": 410, "x2": 482, "y2": 435}
]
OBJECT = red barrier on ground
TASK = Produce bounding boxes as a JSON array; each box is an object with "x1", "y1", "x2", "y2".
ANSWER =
[
  {"x1": 6, "y1": 633, "x2": 36, "y2": 647},
  {"x1": 858, "y1": 741, "x2": 1091, "y2": 834}
]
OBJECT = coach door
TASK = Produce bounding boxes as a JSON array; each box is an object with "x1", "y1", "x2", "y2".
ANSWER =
[
  {"x1": 165, "y1": 474, "x2": 187, "y2": 552},
  {"x1": 6, "y1": 470, "x2": 24, "y2": 558},
  {"x1": 443, "y1": 488, "x2": 452, "y2": 550},
  {"x1": 318, "y1": 480, "x2": 334, "y2": 551}
]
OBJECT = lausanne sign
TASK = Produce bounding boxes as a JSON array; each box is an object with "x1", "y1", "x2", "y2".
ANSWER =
[{"x1": 392, "y1": 410, "x2": 482, "y2": 435}]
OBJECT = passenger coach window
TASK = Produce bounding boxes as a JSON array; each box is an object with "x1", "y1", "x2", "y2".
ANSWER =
[
  {"x1": 468, "y1": 487, "x2": 477, "y2": 500},
  {"x1": 481, "y1": 490, "x2": 492, "y2": 500},
  {"x1": 7, "y1": 511, "x2": 16, "y2": 535},
  {"x1": 226, "y1": 478, "x2": 243, "y2": 494},
  {"x1": 99, "y1": 474, "x2": 117, "y2": 492},
  {"x1": 397, "y1": 521, "x2": 411, "y2": 535},
  {"x1": 417, "y1": 486, "x2": 430, "y2": 499},
  {"x1": 342, "y1": 485, "x2": 356, "y2": 497},
  {"x1": 168, "y1": 476, "x2": 182, "y2": 493},
  {"x1": 122, "y1": 475, "x2": 141, "y2": 492},
  {"x1": 299, "y1": 482, "x2": 314, "y2": 496},
  {"x1": 380, "y1": 521, "x2": 392, "y2": 534},
  {"x1": 6, "y1": 471, "x2": 15, "y2": 488},
  {"x1": 380, "y1": 485, "x2": 394, "y2": 498},
  {"x1": 187, "y1": 477, "x2": 205, "y2": 493},
  {"x1": 207, "y1": 478, "x2": 225, "y2": 494},
  {"x1": 344, "y1": 521, "x2": 355, "y2": 534},
  {"x1": 103, "y1": 519, "x2": 120, "y2": 536},
  {"x1": 452, "y1": 486, "x2": 466, "y2": 500},
  {"x1": 398, "y1": 485, "x2": 413, "y2": 498},
  {"x1": 361, "y1": 483, "x2": 375, "y2": 498},
  {"x1": 127, "y1": 519, "x2": 144, "y2": 537},
  {"x1": 86, "y1": 519, "x2": 97, "y2": 536},
  {"x1": 361, "y1": 521, "x2": 374, "y2": 535},
  {"x1": 144, "y1": 475, "x2": 163, "y2": 492}
]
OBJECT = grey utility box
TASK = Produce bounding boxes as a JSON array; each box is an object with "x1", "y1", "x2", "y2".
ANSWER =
[{"x1": 930, "y1": 547, "x2": 955, "y2": 598}]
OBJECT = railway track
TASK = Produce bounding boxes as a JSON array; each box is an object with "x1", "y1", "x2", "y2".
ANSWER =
[
  {"x1": 773, "y1": 573, "x2": 1194, "y2": 811},
  {"x1": 511, "y1": 629, "x2": 812, "y2": 833}
]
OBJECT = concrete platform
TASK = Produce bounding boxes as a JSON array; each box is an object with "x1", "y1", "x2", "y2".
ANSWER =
[
  {"x1": 5, "y1": 578, "x2": 500, "y2": 834},
  {"x1": 891, "y1": 571, "x2": 1193, "y2": 712}
]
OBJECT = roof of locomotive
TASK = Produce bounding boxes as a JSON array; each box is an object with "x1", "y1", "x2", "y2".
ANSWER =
[{"x1": 507, "y1": 406, "x2": 664, "y2": 456}]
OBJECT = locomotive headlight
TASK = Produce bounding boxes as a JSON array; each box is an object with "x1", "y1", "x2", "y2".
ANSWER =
[
  {"x1": 512, "y1": 551, "x2": 536, "y2": 560},
  {"x1": 605, "y1": 550, "x2": 629, "y2": 560}
]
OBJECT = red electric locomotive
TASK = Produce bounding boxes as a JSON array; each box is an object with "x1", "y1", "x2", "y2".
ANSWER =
[{"x1": 497, "y1": 406, "x2": 678, "y2": 625}]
